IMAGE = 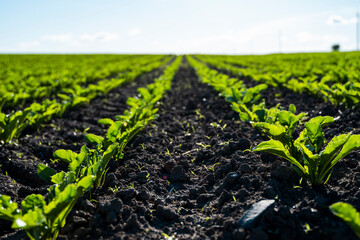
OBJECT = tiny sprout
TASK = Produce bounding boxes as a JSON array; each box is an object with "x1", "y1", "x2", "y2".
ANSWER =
[
  {"x1": 161, "y1": 233, "x2": 175, "y2": 240},
  {"x1": 208, "y1": 162, "x2": 221, "y2": 172},
  {"x1": 136, "y1": 163, "x2": 144, "y2": 171},
  {"x1": 109, "y1": 185, "x2": 119, "y2": 194},
  {"x1": 196, "y1": 143, "x2": 211, "y2": 149},
  {"x1": 195, "y1": 109, "x2": 205, "y2": 119},
  {"x1": 165, "y1": 148, "x2": 171, "y2": 156},
  {"x1": 126, "y1": 182, "x2": 135, "y2": 189},
  {"x1": 305, "y1": 223, "x2": 311, "y2": 234}
]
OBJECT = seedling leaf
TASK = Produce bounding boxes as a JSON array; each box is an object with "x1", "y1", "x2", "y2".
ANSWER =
[
  {"x1": 330, "y1": 202, "x2": 360, "y2": 238},
  {"x1": 37, "y1": 164, "x2": 57, "y2": 183}
]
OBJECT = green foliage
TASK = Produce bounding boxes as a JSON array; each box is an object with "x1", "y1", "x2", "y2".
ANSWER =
[
  {"x1": 84, "y1": 134, "x2": 104, "y2": 145},
  {"x1": 253, "y1": 112, "x2": 360, "y2": 185},
  {"x1": 0, "y1": 55, "x2": 183, "y2": 238},
  {"x1": 98, "y1": 118, "x2": 114, "y2": 126},
  {"x1": 37, "y1": 164, "x2": 57, "y2": 183},
  {"x1": 0, "y1": 55, "x2": 172, "y2": 143},
  {"x1": 0, "y1": 54, "x2": 170, "y2": 109},
  {"x1": 196, "y1": 53, "x2": 360, "y2": 107},
  {"x1": 0, "y1": 109, "x2": 30, "y2": 143},
  {"x1": 0, "y1": 195, "x2": 20, "y2": 221},
  {"x1": 188, "y1": 54, "x2": 360, "y2": 187},
  {"x1": 0, "y1": 176, "x2": 93, "y2": 239},
  {"x1": 330, "y1": 202, "x2": 360, "y2": 238},
  {"x1": 187, "y1": 55, "x2": 269, "y2": 123}
]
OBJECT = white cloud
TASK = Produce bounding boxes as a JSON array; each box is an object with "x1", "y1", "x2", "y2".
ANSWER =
[
  {"x1": 42, "y1": 33, "x2": 79, "y2": 45},
  {"x1": 41, "y1": 32, "x2": 120, "y2": 46},
  {"x1": 128, "y1": 28, "x2": 141, "y2": 36},
  {"x1": 327, "y1": 15, "x2": 357, "y2": 25},
  {"x1": 43, "y1": 33, "x2": 73, "y2": 42},
  {"x1": 18, "y1": 41, "x2": 39, "y2": 48},
  {"x1": 80, "y1": 32, "x2": 120, "y2": 42}
]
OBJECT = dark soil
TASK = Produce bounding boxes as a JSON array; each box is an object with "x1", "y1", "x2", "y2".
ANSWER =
[
  {"x1": 0, "y1": 64, "x2": 167, "y2": 238},
  {"x1": 1, "y1": 57, "x2": 360, "y2": 239}
]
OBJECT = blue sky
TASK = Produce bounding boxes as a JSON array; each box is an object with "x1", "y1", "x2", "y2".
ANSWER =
[{"x1": 0, "y1": 0, "x2": 359, "y2": 54}]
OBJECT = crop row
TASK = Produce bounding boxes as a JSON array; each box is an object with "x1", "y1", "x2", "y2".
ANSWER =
[
  {"x1": 2, "y1": 52, "x2": 360, "y2": 238},
  {"x1": 0, "y1": 56, "x2": 182, "y2": 239},
  {"x1": 0, "y1": 55, "x2": 169, "y2": 110},
  {"x1": 196, "y1": 53, "x2": 360, "y2": 107},
  {"x1": 187, "y1": 55, "x2": 360, "y2": 236},
  {"x1": 0, "y1": 56, "x2": 173, "y2": 143}
]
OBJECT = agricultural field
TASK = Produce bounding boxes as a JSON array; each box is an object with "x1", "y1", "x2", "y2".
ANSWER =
[{"x1": 1, "y1": 52, "x2": 360, "y2": 240}]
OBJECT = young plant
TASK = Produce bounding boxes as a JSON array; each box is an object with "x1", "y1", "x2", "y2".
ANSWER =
[
  {"x1": 0, "y1": 176, "x2": 93, "y2": 240},
  {"x1": 225, "y1": 83, "x2": 268, "y2": 107},
  {"x1": 253, "y1": 111, "x2": 360, "y2": 186},
  {"x1": 0, "y1": 55, "x2": 182, "y2": 239},
  {"x1": 50, "y1": 141, "x2": 119, "y2": 189},
  {"x1": 0, "y1": 109, "x2": 30, "y2": 143},
  {"x1": 330, "y1": 202, "x2": 360, "y2": 238}
]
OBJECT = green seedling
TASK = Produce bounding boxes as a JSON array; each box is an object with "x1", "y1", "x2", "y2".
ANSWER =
[
  {"x1": 0, "y1": 109, "x2": 30, "y2": 143},
  {"x1": 109, "y1": 185, "x2": 119, "y2": 194},
  {"x1": 196, "y1": 143, "x2": 211, "y2": 149},
  {"x1": 177, "y1": 207, "x2": 183, "y2": 215},
  {"x1": 161, "y1": 233, "x2": 175, "y2": 240},
  {"x1": 208, "y1": 162, "x2": 221, "y2": 172},
  {"x1": 304, "y1": 223, "x2": 311, "y2": 234},
  {"x1": 253, "y1": 111, "x2": 360, "y2": 185},
  {"x1": 330, "y1": 202, "x2": 360, "y2": 238},
  {"x1": 165, "y1": 148, "x2": 171, "y2": 156},
  {"x1": 126, "y1": 182, "x2": 135, "y2": 189},
  {"x1": 0, "y1": 176, "x2": 93, "y2": 240},
  {"x1": 0, "y1": 55, "x2": 183, "y2": 239},
  {"x1": 195, "y1": 109, "x2": 205, "y2": 119}
]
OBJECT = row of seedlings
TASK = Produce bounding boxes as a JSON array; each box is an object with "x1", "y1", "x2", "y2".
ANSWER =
[
  {"x1": 187, "y1": 55, "x2": 360, "y2": 236},
  {"x1": 0, "y1": 56, "x2": 173, "y2": 144},
  {"x1": 196, "y1": 54, "x2": 360, "y2": 107},
  {"x1": 0, "y1": 56, "x2": 182, "y2": 240},
  {"x1": 0, "y1": 55, "x2": 168, "y2": 109}
]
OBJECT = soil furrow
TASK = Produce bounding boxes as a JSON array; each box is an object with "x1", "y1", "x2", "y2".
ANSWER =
[
  {"x1": 0, "y1": 65, "x2": 167, "y2": 238},
  {"x1": 1, "y1": 58, "x2": 359, "y2": 240},
  {"x1": 45, "y1": 58, "x2": 359, "y2": 240}
]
